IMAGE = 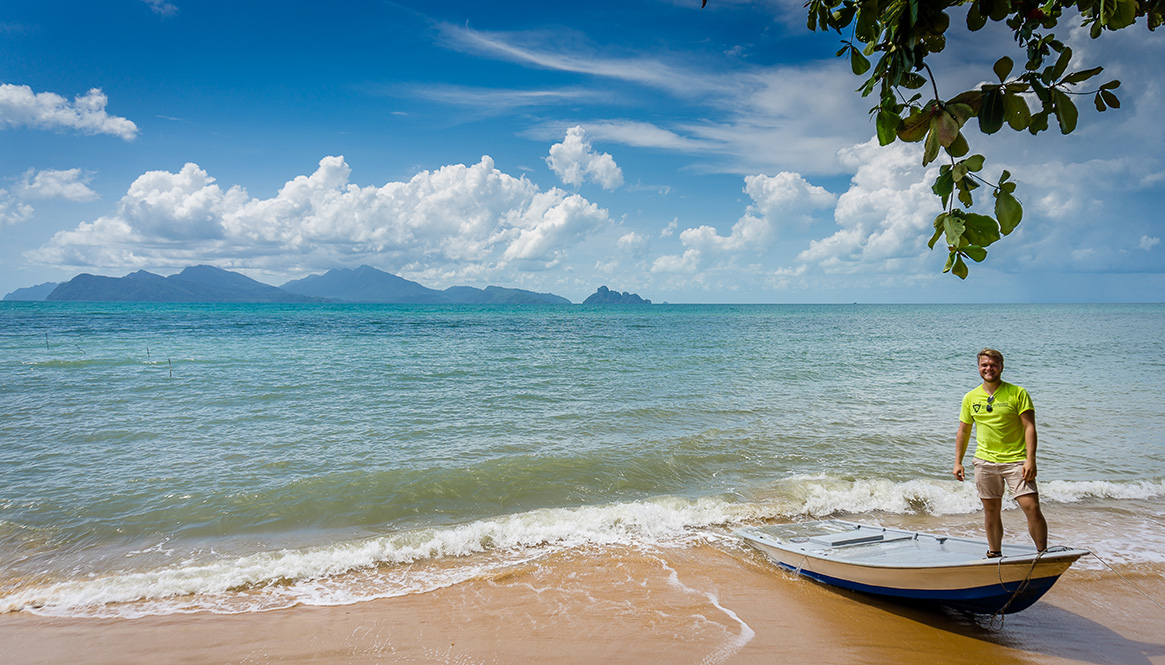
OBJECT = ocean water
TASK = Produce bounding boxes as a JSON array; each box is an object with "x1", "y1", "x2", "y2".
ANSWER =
[{"x1": 1, "y1": 302, "x2": 1162, "y2": 617}]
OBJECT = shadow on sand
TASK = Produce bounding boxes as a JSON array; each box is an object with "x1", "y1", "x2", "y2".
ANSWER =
[{"x1": 832, "y1": 586, "x2": 1165, "y2": 665}]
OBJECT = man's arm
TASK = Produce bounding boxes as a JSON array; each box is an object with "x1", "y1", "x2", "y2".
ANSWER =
[
  {"x1": 954, "y1": 421, "x2": 972, "y2": 482},
  {"x1": 1020, "y1": 409, "x2": 1038, "y2": 482}
]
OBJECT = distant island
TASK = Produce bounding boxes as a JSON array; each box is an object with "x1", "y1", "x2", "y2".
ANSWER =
[
  {"x1": 582, "y1": 286, "x2": 651, "y2": 305},
  {"x1": 280, "y1": 265, "x2": 569, "y2": 305},
  {"x1": 3, "y1": 281, "x2": 59, "y2": 301},
  {"x1": 2, "y1": 265, "x2": 596, "y2": 305}
]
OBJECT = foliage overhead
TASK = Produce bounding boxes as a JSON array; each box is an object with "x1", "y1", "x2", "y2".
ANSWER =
[{"x1": 703, "y1": 0, "x2": 1163, "y2": 278}]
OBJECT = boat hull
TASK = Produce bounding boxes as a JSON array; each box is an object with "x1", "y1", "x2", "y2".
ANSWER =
[{"x1": 738, "y1": 521, "x2": 1088, "y2": 614}]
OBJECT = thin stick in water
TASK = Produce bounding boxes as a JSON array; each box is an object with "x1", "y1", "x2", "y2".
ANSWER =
[
  {"x1": 76, "y1": 344, "x2": 85, "y2": 355},
  {"x1": 168, "y1": 358, "x2": 172, "y2": 378}
]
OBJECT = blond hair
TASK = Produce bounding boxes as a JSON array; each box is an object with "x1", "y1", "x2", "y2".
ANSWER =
[{"x1": 977, "y1": 348, "x2": 1004, "y2": 364}]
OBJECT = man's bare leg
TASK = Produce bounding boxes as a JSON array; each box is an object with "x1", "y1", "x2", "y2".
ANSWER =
[
  {"x1": 981, "y1": 497, "x2": 1003, "y2": 553},
  {"x1": 1016, "y1": 493, "x2": 1048, "y2": 551}
]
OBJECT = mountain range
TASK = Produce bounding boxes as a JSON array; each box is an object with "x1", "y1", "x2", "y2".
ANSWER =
[
  {"x1": 3, "y1": 265, "x2": 594, "y2": 304},
  {"x1": 280, "y1": 265, "x2": 570, "y2": 304}
]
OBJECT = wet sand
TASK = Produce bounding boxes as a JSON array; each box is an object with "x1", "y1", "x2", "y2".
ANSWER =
[{"x1": 2, "y1": 542, "x2": 1162, "y2": 665}]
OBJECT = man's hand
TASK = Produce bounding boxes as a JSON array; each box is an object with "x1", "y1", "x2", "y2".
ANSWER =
[
  {"x1": 954, "y1": 421, "x2": 972, "y2": 483},
  {"x1": 1022, "y1": 459, "x2": 1037, "y2": 483}
]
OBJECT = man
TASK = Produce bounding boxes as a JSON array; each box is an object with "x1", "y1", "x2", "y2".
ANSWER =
[{"x1": 953, "y1": 348, "x2": 1048, "y2": 556}]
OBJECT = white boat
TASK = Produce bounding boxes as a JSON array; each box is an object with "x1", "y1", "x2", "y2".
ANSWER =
[{"x1": 736, "y1": 519, "x2": 1089, "y2": 614}]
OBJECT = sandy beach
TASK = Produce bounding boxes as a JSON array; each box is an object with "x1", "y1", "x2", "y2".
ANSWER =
[{"x1": 3, "y1": 541, "x2": 1162, "y2": 665}]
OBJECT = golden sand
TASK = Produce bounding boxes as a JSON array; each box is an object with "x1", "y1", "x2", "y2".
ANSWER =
[{"x1": 2, "y1": 542, "x2": 1162, "y2": 665}]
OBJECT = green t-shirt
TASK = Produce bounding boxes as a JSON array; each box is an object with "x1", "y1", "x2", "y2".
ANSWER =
[{"x1": 959, "y1": 382, "x2": 1034, "y2": 463}]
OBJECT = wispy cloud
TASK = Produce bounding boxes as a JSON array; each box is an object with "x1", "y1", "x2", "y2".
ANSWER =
[
  {"x1": 437, "y1": 23, "x2": 740, "y2": 99},
  {"x1": 17, "y1": 168, "x2": 99, "y2": 202},
  {"x1": 141, "y1": 0, "x2": 177, "y2": 17},
  {"x1": 0, "y1": 189, "x2": 33, "y2": 226},
  {"x1": 433, "y1": 24, "x2": 869, "y2": 175},
  {"x1": 396, "y1": 82, "x2": 597, "y2": 114}
]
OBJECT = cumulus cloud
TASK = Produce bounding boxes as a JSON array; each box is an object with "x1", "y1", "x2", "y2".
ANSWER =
[
  {"x1": 797, "y1": 140, "x2": 941, "y2": 272},
  {"x1": 616, "y1": 231, "x2": 649, "y2": 258},
  {"x1": 744, "y1": 172, "x2": 837, "y2": 224},
  {"x1": 28, "y1": 156, "x2": 611, "y2": 279},
  {"x1": 0, "y1": 85, "x2": 138, "y2": 140},
  {"x1": 547, "y1": 126, "x2": 624, "y2": 190},
  {"x1": 16, "y1": 168, "x2": 99, "y2": 201},
  {"x1": 1141, "y1": 235, "x2": 1161, "y2": 251},
  {"x1": 651, "y1": 248, "x2": 701, "y2": 274},
  {"x1": 669, "y1": 170, "x2": 835, "y2": 256}
]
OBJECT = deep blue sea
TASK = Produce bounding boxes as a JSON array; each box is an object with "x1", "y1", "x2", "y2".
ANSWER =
[{"x1": 1, "y1": 302, "x2": 1162, "y2": 616}]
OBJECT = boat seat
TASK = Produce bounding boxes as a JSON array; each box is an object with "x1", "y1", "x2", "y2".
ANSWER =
[{"x1": 809, "y1": 532, "x2": 884, "y2": 547}]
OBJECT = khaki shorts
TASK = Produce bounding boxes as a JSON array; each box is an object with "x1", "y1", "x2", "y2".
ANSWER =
[{"x1": 972, "y1": 458, "x2": 1038, "y2": 500}]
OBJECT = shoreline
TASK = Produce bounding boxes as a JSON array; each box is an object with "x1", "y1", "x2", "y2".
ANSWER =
[{"x1": 2, "y1": 543, "x2": 1162, "y2": 665}]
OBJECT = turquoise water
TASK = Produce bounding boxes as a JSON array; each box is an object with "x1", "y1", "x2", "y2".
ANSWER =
[{"x1": 2, "y1": 302, "x2": 1163, "y2": 616}]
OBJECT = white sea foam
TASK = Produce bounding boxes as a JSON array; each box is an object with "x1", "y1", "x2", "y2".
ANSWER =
[
  {"x1": 1040, "y1": 479, "x2": 1165, "y2": 503},
  {"x1": 3, "y1": 477, "x2": 1162, "y2": 617},
  {"x1": 0, "y1": 496, "x2": 762, "y2": 617},
  {"x1": 785, "y1": 476, "x2": 984, "y2": 516}
]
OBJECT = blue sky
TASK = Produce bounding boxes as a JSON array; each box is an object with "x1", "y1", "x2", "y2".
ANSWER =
[{"x1": 1, "y1": 0, "x2": 1162, "y2": 303}]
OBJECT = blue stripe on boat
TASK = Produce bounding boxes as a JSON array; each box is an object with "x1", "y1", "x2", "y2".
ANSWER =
[{"x1": 774, "y1": 562, "x2": 1059, "y2": 614}]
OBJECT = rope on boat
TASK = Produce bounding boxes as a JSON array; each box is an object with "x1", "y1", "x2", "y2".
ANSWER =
[
  {"x1": 987, "y1": 548, "x2": 1048, "y2": 626},
  {"x1": 1087, "y1": 551, "x2": 1165, "y2": 612},
  {"x1": 987, "y1": 547, "x2": 1164, "y2": 628},
  {"x1": 794, "y1": 554, "x2": 808, "y2": 577}
]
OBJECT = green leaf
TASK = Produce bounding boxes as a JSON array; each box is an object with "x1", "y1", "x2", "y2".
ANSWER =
[
  {"x1": 1095, "y1": 92, "x2": 1107, "y2": 112},
  {"x1": 947, "y1": 90, "x2": 983, "y2": 114},
  {"x1": 876, "y1": 110, "x2": 901, "y2": 146},
  {"x1": 963, "y1": 213, "x2": 1001, "y2": 247},
  {"x1": 1062, "y1": 66, "x2": 1103, "y2": 85},
  {"x1": 898, "y1": 110, "x2": 931, "y2": 143},
  {"x1": 932, "y1": 170, "x2": 955, "y2": 205},
  {"x1": 942, "y1": 212, "x2": 966, "y2": 247},
  {"x1": 957, "y1": 181, "x2": 974, "y2": 207},
  {"x1": 946, "y1": 131, "x2": 969, "y2": 158},
  {"x1": 850, "y1": 47, "x2": 871, "y2": 75},
  {"x1": 967, "y1": 2, "x2": 987, "y2": 30},
  {"x1": 923, "y1": 120, "x2": 941, "y2": 165},
  {"x1": 902, "y1": 73, "x2": 928, "y2": 90},
  {"x1": 928, "y1": 225, "x2": 944, "y2": 249},
  {"x1": 964, "y1": 154, "x2": 986, "y2": 172},
  {"x1": 856, "y1": 7, "x2": 876, "y2": 42},
  {"x1": 1028, "y1": 110, "x2": 1049, "y2": 134},
  {"x1": 964, "y1": 246, "x2": 988, "y2": 262},
  {"x1": 936, "y1": 111, "x2": 960, "y2": 147},
  {"x1": 993, "y1": 56, "x2": 1013, "y2": 83},
  {"x1": 995, "y1": 189, "x2": 1023, "y2": 235},
  {"x1": 943, "y1": 250, "x2": 956, "y2": 273},
  {"x1": 946, "y1": 102, "x2": 975, "y2": 126},
  {"x1": 1100, "y1": 89, "x2": 1120, "y2": 109},
  {"x1": 1109, "y1": 0, "x2": 1138, "y2": 29},
  {"x1": 1053, "y1": 89, "x2": 1078, "y2": 134},
  {"x1": 1003, "y1": 93, "x2": 1032, "y2": 130},
  {"x1": 979, "y1": 89, "x2": 1004, "y2": 134},
  {"x1": 952, "y1": 254, "x2": 969, "y2": 279},
  {"x1": 1049, "y1": 46, "x2": 1073, "y2": 82}
]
